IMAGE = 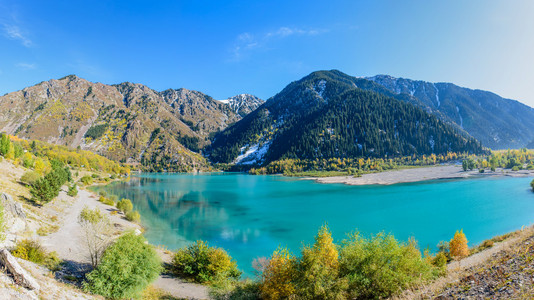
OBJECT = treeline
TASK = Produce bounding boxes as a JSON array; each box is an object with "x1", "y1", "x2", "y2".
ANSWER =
[
  {"x1": 250, "y1": 152, "x2": 465, "y2": 175},
  {"x1": 462, "y1": 148, "x2": 534, "y2": 172}
]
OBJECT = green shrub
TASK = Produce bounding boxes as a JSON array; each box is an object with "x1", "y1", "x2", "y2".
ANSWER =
[
  {"x1": 512, "y1": 166, "x2": 520, "y2": 171},
  {"x1": 80, "y1": 175, "x2": 93, "y2": 185},
  {"x1": 20, "y1": 171, "x2": 40, "y2": 186},
  {"x1": 91, "y1": 173, "x2": 99, "y2": 179},
  {"x1": 67, "y1": 184, "x2": 78, "y2": 197},
  {"x1": 211, "y1": 279, "x2": 261, "y2": 300},
  {"x1": 531, "y1": 179, "x2": 534, "y2": 192},
  {"x1": 339, "y1": 232, "x2": 436, "y2": 299},
  {"x1": 44, "y1": 251, "x2": 63, "y2": 271},
  {"x1": 84, "y1": 232, "x2": 161, "y2": 299},
  {"x1": 12, "y1": 239, "x2": 63, "y2": 271},
  {"x1": 99, "y1": 196, "x2": 115, "y2": 206},
  {"x1": 482, "y1": 239, "x2": 494, "y2": 248},
  {"x1": 12, "y1": 239, "x2": 46, "y2": 264},
  {"x1": 172, "y1": 240, "x2": 241, "y2": 284},
  {"x1": 116, "y1": 198, "x2": 133, "y2": 213},
  {"x1": 431, "y1": 252, "x2": 448, "y2": 276},
  {"x1": 126, "y1": 210, "x2": 141, "y2": 223}
]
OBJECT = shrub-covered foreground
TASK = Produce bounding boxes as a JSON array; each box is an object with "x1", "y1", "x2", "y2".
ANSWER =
[
  {"x1": 213, "y1": 225, "x2": 445, "y2": 300},
  {"x1": 84, "y1": 232, "x2": 161, "y2": 299}
]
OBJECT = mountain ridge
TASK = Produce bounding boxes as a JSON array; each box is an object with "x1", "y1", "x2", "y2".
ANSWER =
[
  {"x1": 207, "y1": 70, "x2": 485, "y2": 165},
  {"x1": 366, "y1": 74, "x2": 534, "y2": 149},
  {"x1": 0, "y1": 74, "x2": 263, "y2": 171}
]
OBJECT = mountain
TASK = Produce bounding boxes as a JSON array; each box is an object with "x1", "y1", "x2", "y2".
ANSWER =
[
  {"x1": 0, "y1": 75, "x2": 253, "y2": 171},
  {"x1": 217, "y1": 94, "x2": 264, "y2": 117},
  {"x1": 367, "y1": 75, "x2": 534, "y2": 149},
  {"x1": 207, "y1": 70, "x2": 485, "y2": 165}
]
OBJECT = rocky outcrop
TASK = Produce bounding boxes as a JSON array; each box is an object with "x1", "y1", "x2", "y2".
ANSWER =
[
  {"x1": 0, "y1": 193, "x2": 27, "y2": 248},
  {"x1": 0, "y1": 249, "x2": 40, "y2": 290}
]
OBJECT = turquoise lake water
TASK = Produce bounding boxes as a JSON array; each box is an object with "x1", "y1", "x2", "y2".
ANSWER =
[{"x1": 94, "y1": 173, "x2": 534, "y2": 276}]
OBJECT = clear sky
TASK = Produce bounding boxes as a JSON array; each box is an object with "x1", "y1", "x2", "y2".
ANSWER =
[{"x1": 1, "y1": 0, "x2": 533, "y2": 106}]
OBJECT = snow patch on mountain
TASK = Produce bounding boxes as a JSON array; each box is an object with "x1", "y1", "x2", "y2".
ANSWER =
[
  {"x1": 315, "y1": 80, "x2": 327, "y2": 98},
  {"x1": 456, "y1": 106, "x2": 463, "y2": 128},
  {"x1": 234, "y1": 141, "x2": 271, "y2": 165},
  {"x1": 433, "y1": 83, "x2": 440, "y2": 107}
]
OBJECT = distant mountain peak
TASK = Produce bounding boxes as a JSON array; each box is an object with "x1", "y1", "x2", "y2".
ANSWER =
[{"x1": 217, "y1": 94, "x2": 264, "y2": 117}]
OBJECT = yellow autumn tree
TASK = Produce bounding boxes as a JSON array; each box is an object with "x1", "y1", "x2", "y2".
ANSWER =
[
  {"x1": 449, "y1": 229, "x2": 469, "y2": 258},
  {"x1": 295, "y1": 225, "x2": 348, "y2": 299},
  {"x1": 260, "y1": 247, "x2": 296, "y2": 299}
]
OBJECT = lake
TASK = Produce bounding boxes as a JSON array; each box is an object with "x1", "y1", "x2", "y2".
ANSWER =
[{"x1": 93, "y1": 173, "x2": 534, "y2": 276}]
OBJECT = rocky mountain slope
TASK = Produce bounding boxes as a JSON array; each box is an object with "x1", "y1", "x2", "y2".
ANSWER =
[
  {"x1": 218, "y1": 94, "x2": 264, "y2": 117},
  {"x1": 207, "y1": 70, "x2": 485, "y2": 165},
  {"x1": 367, "y1": 75, "x2": 534, "y2": 149},
  {"x1": 0, "y1": 75, "x2": 261, "y2": 171}
]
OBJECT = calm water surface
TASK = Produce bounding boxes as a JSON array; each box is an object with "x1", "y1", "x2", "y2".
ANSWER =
[{"x1": 94, "y1": 173, "x2": 534, "y2": 275}]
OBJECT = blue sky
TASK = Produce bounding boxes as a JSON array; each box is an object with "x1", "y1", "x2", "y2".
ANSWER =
[{"x1": 1, "y1": 0, "x2": 534, "y2": 106}]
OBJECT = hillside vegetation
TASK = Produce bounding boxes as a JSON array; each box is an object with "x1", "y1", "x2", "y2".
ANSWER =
[
  {"x1": 0, "y1": 75, "x2": 262, "y2": 172},
  {"x1": 208, "y1": 71, "x2": 485, "y2": 166}
]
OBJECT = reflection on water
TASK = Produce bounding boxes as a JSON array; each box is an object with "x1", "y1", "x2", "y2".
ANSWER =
[{"x1": 94, "y1": 173, "x2": 534, "y2": 276}]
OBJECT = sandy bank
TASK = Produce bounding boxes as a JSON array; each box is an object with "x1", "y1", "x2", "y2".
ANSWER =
[{"x1": 308, "y1": 165, "x2": 534, "y2": 186}]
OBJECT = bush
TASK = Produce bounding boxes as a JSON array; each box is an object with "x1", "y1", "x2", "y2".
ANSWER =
[
  {"x1": 80, "y1": 175, "x2": 93, "y2": 185},
  {"x1": 44, "y1": 251, "x2": 63, "y2": 271},
  {"x1": 12, "y1": 239, "x2": 46, "y2": 264},
  {"x1": 84, "y1": 232, "x2": 161, "y2": 299},
  {"x1": 20, "y1": 171, "x2": 40, "y2": 186},
  {"x1": 531, "y1": 179, "x2": 534, "y2": 192},
  {"x1": 259, "y1": 248, "x2": 297, "y2": 299},
  {"x1": 431, "y1": 252, "x2": 448, "y2": 276},
  {"x1": 294, "y1": 225, "x2": 347, "y2": 300},
  {"x1": 481, "y1": 239, "x2": 494, "y2": 249},
  {"x1": 116, "y1": 198, "x2": 133, "y2": 213},
  {"x1": 339, "y1": 232, "x2": 435, "y2": 299},
  {"x1": 12, "y1": 239, "x2": 63, "y2": 271},
  {"x1": 512, "y1": 166, "x2": 520, "y2": 171},
  {"x1": 172, "y1": 240, "x2": 241, "y2": 284},
  {"x1": 67, "y1": 184, "x2": 78, "y2": 197},
  {"x1": 211, "y1": 280, "x2": 261, "y2": 300},
  {"x1": 126, "y1": 210, "x2": 141, "y2": 223},
  {"x1": 98, "y1": 196, "x2": 115, "y2": 206}
]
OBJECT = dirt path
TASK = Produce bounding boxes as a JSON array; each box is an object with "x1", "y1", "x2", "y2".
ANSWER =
[{"x1": 38, "y1": 187, "x2": 209, "y2": 299}]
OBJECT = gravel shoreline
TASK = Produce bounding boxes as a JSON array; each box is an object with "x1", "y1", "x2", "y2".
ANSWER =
[{"x1": 308, "y1": 165, "x2": 534, "y2": 185}]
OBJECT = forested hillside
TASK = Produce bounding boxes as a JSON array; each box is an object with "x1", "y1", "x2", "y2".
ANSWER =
[{"x1": 208, "y1": 71, "x2": 485, "y2": 165}]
